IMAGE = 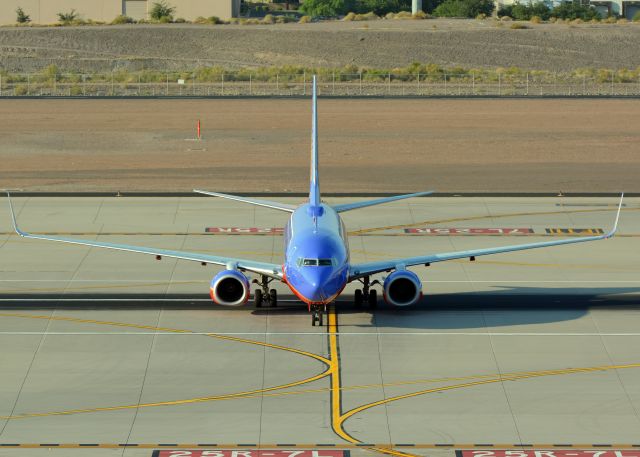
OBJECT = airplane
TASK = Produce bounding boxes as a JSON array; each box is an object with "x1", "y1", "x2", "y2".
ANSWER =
[{"x1": 6, "y1": 76, "x2": 624, "y2": 326}]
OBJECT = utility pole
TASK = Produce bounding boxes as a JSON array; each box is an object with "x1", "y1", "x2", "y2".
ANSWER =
[{"x1": 412, "y1": 0, "x2": 423, "y2": 13}]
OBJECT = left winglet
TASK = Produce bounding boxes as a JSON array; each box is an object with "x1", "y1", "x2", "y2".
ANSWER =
[{"x1": 6, "y1": 191, "x2": 26, "y2": 237}]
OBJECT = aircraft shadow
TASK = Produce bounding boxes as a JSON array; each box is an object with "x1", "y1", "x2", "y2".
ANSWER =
[{"x1": 0, "y1": 286, "x2": 638, "y2": 329}]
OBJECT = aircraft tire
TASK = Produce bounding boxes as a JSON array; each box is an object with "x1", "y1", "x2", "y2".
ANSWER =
[
  {"x1": 354, "y1": 289, "x2": 363, "y2": 307},
  {"x1": 269, "y1": 289, "x2": 278, "y2": 307},
  {"x1": 368, "y1": 289, "x2": 378, "y2": 309},
  {"x1": 254, "y1": 289, "x2": 263, "y2": 308}
]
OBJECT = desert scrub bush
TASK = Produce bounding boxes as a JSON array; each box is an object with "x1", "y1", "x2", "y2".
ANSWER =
[
  {"x1": 14, "y1": 85, "x2": 28, "y2": 95},
  {"x1": 57, "y1": 9, "x2": 78, "y2": 24},
  {"x1": 174, "y1": 17, "x2": 187, "y2": 23},
  {"x1": 617, "y1": 17, "x2": 628, "y2": 23},
  {"x1": 633, "y1": 11, "x2": 640, "y2": 21},
  {"x1": 344, "y1": 11, "x2": 379, "y2": 20},
  {"x1": 150, "y1": 1, "x2": 175, "y2": 21},
  {"x1": 476, "y1": 12, "x2": 487, "y2": 19},
  {"x1": 16, "y1": 7, "x2": 31, "y2": 23},
  {"x1": 500, "y1": 15, "x2": 513, "y2": 20},
  {"x1": 111, "y1": 15, "x2": 135, "y2": 24},
  {"x1": 412, "y1": 10, "x2": 429, "y2": 18},
  {"x1": 262, "y1": 14, "x2": 275, "y2": 23},
  {"x1": 298, "y1": 15, "x2": 312, "y2": 23},
  {"x1": 529, "y1": 15, "x2": 542, "y2": 23},
  {"x1": 510, "y1": 22, "x2": 527, "y2": 28}
]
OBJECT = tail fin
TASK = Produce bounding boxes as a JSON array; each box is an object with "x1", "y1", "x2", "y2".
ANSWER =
[{"x1": 309, "y1": 75, "x2": 320, "y2": 207}]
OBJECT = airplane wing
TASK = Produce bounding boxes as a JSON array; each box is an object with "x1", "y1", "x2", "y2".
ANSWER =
[
  {"x1": 6, "y1": 193, "x2": 283, "y2": 280},
  {"x1": 349, "y1": 194, "x2": 624, "y2": 281},
  {"x1": 332, "y1": 191, "x2": 434, "y2": 213},
  {"x1": 194, "y1": 189, "x2": 296, "y2": 213}
]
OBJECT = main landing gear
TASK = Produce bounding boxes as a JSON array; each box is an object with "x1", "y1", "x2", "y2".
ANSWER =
[
  {"x1": 311, "y1": 304, "x2": 326, "y2": 327},
  {"x1": 253, "y1": 275, "x2": 278, "y2": 308},
  {"x1": 354, "y1": 276, "x2": 378, "y2": 309}
]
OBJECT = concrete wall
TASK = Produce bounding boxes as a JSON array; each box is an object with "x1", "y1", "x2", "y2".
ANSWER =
[{"x1": 0, "y1": 0, "x2": 240, "y2": 24}]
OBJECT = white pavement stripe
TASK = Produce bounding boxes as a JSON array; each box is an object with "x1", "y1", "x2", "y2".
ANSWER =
[{"x1": 0, "y1": 332, "x2": 639, "y2": 336}]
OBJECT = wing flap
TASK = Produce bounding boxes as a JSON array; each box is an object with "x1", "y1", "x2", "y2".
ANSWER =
[
  {"x1": 332, "y1": 191, "x2": 434, "y2": 213},
  {"x1": 194, "y1": 189, "x2": 296, "y2": 213}
]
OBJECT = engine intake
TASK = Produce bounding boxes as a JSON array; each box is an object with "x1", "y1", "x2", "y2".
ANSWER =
[
  {"x1": 209, "y1": 270, "x2": 250, "y2": 306},
  {"x1": 383, "y1": 270, "x2": 422, "y2": 307}
]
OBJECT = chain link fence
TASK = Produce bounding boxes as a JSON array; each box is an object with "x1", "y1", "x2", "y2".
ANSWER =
[{"x1": 1, "y1": 71, "x2": 640, "y2": 96}]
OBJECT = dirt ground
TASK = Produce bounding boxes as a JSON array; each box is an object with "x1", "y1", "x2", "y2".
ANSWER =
[
  {"x1": 0, "y1": 98, "x2": 638, "y2": 193},
  {"x1": 1, "y1": 21, "x2": 640, "y2": 73}
]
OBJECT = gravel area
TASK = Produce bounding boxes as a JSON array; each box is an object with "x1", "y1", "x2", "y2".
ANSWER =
[
  {"x1": 0, "y1": 98, "x2": 638, "y2": 193},
  {"x1": 1, "y1": 20, "x2": 639, "y2": 72}
]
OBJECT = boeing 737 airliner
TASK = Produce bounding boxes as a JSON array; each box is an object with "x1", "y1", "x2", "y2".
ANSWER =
[{"x1": 7, "y1": 76, "x2": 623, "y2": 326}]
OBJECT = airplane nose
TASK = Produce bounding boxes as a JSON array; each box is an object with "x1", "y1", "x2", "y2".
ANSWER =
[{"x1": 301, "y1": 268, "x2": 334, "y2": 302}]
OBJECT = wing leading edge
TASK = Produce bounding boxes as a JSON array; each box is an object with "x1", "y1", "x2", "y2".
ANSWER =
[
  {"x1": 349, "y1": 193, "x2": 624, "y2": 281},
  {"x1": 6, "y1": 193, "x2": 283, "y2": 279}
]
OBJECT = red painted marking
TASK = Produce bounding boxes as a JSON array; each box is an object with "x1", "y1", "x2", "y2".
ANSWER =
[
  {"x1": 205, "y1": 227, "x2": 284, "y2": 234},
  {"x1": 406, "y1": 228, "x2": 533, "y2": 235},
  {"x1": 458, "y1": 451, "x2": 640, "y2": 457},
  {"x1": 155, "y1": 451, "x2": 346, "y2": 457}
]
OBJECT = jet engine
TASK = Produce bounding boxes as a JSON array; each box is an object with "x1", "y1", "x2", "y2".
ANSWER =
[
  {"x1": 383, "y1": 270, "x2": 422, "y2": 307},
  {"x1": 209, "y1": 270, "x2": 250, "y2": 306}
]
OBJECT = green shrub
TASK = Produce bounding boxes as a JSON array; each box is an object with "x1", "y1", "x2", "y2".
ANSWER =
[
  {"x1": 111, "y1": 14, "x2": 135, "y2": 24},
  {"x1": 300, "y1": 0, "x2": 356, "y2": 17},
  {"x1": 57, "y1": 9, "x2": 78, "y2": 24},
  {"x1": 498, "y1": 2, "x2": 550, "y2": 20},
  {"x1": 633, "y1": 11, "x2": 640, "y2": 21},
  {"x1": 434, "y1": 0, "x2": 493, "y2": 17},
  {"x1": 530, "y1": 15, "x2": 542, "y2": 23},
  {"x1": 16, "y1": 7, "x2": 31, "y2": 23},
  {"x1": 510, "y1": 22, "x2": 527, "y2": 28},
  {"x1": 14, "y1": 85, "x2": 28, "y2": 96},
  {"x1": 150, "y1": 1, "x2": 175, "y2": 21},
  {"x1": 355, "y1": 0, "x2": 413, "y2": 15},
  {"x1": 550, "y1": 1, "x2": 599, "y2": 20},
  {"x1": 262, "y1": 14, "x2": 275, "y2": 23}
]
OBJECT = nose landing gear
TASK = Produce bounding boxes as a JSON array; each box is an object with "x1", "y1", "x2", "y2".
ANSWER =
[{"x1": 311, "y1": 304, "x2": 326, "y2": 327}]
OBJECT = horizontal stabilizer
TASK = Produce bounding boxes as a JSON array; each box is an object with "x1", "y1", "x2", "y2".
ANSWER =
[
  {"x1": 194, "y1": 189, "x2": 296, "y2": 213},
  {"x1": 332, "y1": 191, "x2": 434, "y2": 213}
]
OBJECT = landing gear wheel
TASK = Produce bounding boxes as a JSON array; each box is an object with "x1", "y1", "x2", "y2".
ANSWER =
[
  {"x1": 311, "y1": 307, "x2": 323, "y2": 327},
  {"x1": 368, "y1": 289, "x2": 377, "y2": 309},
  {"x1": 254, "y1": 289, "x2": 263, "y2": 308},
  {"x1": 269, "y1": 289, "x2": 278, "y2": 307},
  {"x1": 354, "y1": 289, "x2": 363, "y2": 307}
]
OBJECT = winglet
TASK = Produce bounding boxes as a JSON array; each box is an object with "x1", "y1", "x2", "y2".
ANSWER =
[
  {"x1": 605, "y1": 192, "x2": 624, "y2": 238},
  {"x1": 6, "y1": 191, "x2": 26, "y2": 237}
]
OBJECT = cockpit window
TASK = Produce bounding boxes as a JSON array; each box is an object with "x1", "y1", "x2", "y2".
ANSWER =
[{"x1": 298, "y1": 258, "x2": 333, "y2": 267}]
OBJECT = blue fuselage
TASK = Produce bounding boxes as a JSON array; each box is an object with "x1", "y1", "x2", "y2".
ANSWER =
[{"x1": 283, "y1": 204, "x2": 350, "y2": 305}]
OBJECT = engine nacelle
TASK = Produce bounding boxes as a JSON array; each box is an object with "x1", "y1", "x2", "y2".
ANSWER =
[
  {"x1": 383, "y1": 270, "x2": 422, "y2": 307},
  {"x1": 209, "y1": 270, "x2": 250, "y2": 306}
]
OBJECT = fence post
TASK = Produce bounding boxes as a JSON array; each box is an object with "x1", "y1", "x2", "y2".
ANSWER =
[
  {"x1": 303, "y1": 71, "x2": 306, "y2": 96},
  {"x1": 444, "y1": 74, "x2": 447, "y2": 95},
  {"x1": 249, "y1": 74, "x2": 252, "y2": 95},
  {"x1": 388, "y1": 72, "x2": 391, "y2": 94},
  {"x1": 526, "y1": 72, "x2": 529, "y2": 96},
  {"x1": 166, "y1": 73, "x2": 169, "y2": 96},
  {"x1": 417, "y1": 73, "x2": 421, "y2": 95},
  {"x1": 27, "y1": 74, "x2": 30, "y2": 95},
  {"x1": 472, "y1": 73, "x2": 475, "y2": 95},
  {"x1": 221, "y1": 72, "x2": 225, "y2": 96},
  {"x1": 359, "y1": 72, "x2": 362, "y2": 95},
  {"x1": 498, "y1": 73, "x2": 501, "y2": 96},
  {"x1": 582, "y1": 75, "x2": 586, "y2": 95},
  {"x1": 332, "y1": 71, "x2": 335, "y2": 95},
  {"x1": 276, "y1": 73, "x2": 279, "y2": 95},
  {"x1": 610, "y1": 70, "x2": 614, "y2": 95},
  {"x1": 0, "y1": 73, "x2": 2, "y2": 97}
]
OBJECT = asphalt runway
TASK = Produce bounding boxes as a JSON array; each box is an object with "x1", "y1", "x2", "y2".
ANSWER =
[{"x1": 0, "y1": 196, "x2": 639, "y2": 457}]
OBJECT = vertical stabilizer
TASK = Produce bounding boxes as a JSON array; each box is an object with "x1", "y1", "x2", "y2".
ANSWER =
[{"x1": 309, "y1": 75, "x2": 321, "y2": 207}]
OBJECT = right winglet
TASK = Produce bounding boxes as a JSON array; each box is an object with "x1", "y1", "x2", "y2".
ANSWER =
[
  {"x1": 6, "y1": 191, "x2": 26, "y2": 237},
  {"x1": 605, "y1": 192, "x2": 624, "y2": 238}
]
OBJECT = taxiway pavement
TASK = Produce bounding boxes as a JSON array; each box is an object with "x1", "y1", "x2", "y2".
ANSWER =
[{"x1": 0, "y1": 196, "x2": 638, "y2": 457}]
